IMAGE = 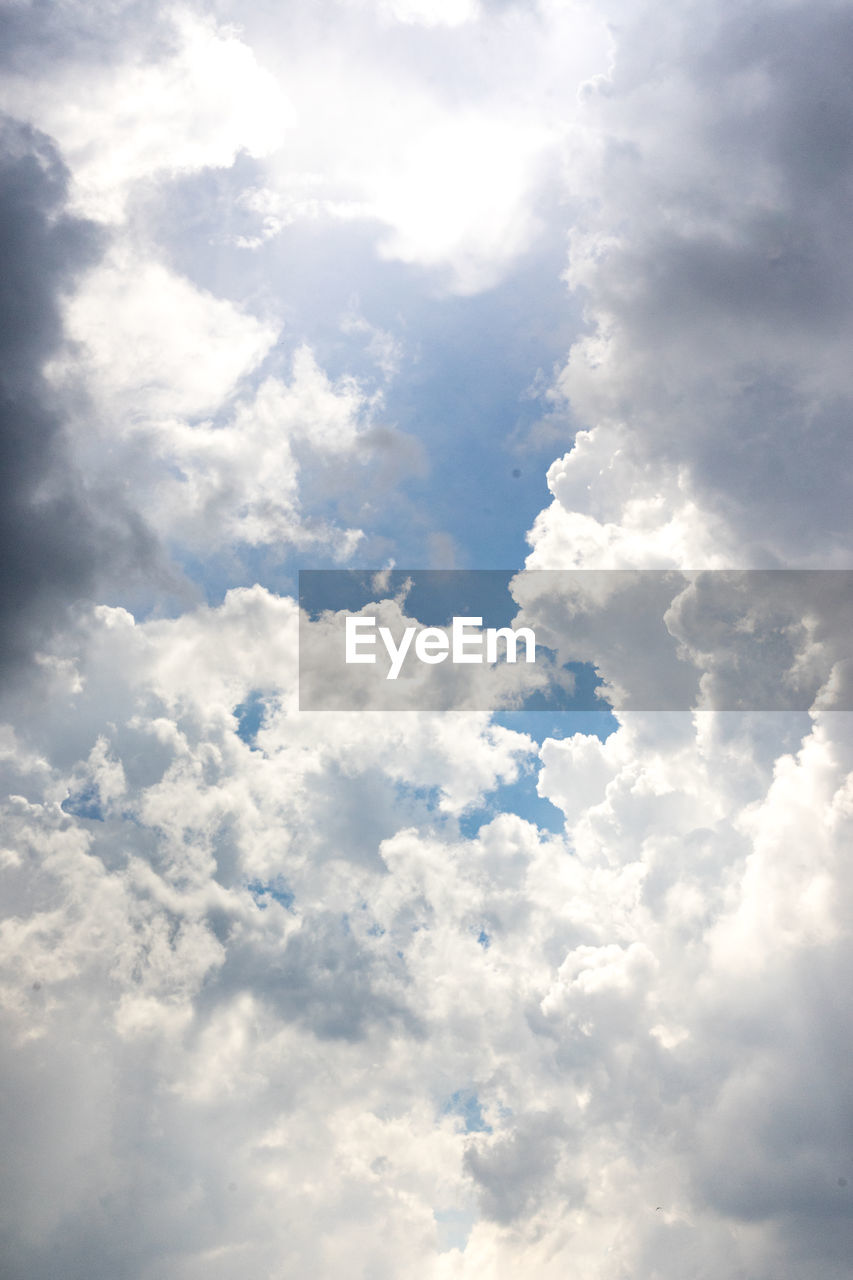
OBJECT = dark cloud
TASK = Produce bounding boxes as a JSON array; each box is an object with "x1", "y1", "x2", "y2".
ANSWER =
[
  {"x1": 0, "y1": 115, "x2": 157, "y2": 681},
  {"x1": 554, "y1": 0, "x2": 853, "y2": 564}
]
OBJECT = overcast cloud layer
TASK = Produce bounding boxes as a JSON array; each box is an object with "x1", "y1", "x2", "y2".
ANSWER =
[{"x1": 2, "y1": 2, "x2": 853, "y2": 1277}]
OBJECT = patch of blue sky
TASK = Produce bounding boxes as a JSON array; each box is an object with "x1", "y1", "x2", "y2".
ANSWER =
[
  {"x1": 515, "y1": 656, "x2": 619, "y2": 714},
  {"x1": 392, "y1": 778, "x2": 444, "y2": 813},
  {"x1": 247, "y1": 879, "x2": 294, "y2": 911},
  {"x1": 458, "y1": 707, "x2": 618, "y2": 835},
  {"x1": 443, "y1": 1089, "x2": 492, "y2": 1134},
  {"x1": 60, "y1": 785, "x2": 104, "y2": 822},
  {"x1": 370, "y1": 230, "x2": 583, "y2": 571},
  {"x1": 386, "y1": 775, "x2": 560, "y2": 843},
  {"x1": 233, "y1": 690, "x2": 267, "y2": 747},
  {"x1": 298, "y1": 568, "x2": 518, "y2": 624},
  {"x1": 458, "y1": 762, "x2": 565, "y2": 838}
]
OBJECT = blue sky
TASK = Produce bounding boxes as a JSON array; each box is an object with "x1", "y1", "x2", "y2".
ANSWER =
[{"x1": 146, "y1": 168, "x2": 584, "y2": 601}]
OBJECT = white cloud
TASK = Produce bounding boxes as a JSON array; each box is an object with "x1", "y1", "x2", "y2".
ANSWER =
[
  {"x1": 139, "y1": 350, "x2": 374, "y2": 553},
  {"x1": 0, "y1": 9, "x2": 291, "y2": 220},
  {"x1": 3, "y1": 583, "x2": 853, "y2": 1276},
  {"x1": 526, "y1": 425, "x2": 737, "y2": 568},
  {"x1": 56, "y1": 247, "x2": 278, "y2": 421},
  {"x1": 4, "y1": 0, "x2": 853, "y2": 1276},
  {"x1": 220, "y1": 0, "x2": 611, "y2": 291},
  {"x1": 340, "y1": 0, "x2": 482, "y2": 28},
  {"x1": 373, "y1": 0, "x2": 481, "y2": 29},
  {"x1": 52, "y1": 255, "x2": 423, "y2": 557},
  {"x1": 369, "y1": 113, "x2": 549, "y2": 294},
  {"x1": 0, "y1": 0, "x2": 612, "y2": 291}
]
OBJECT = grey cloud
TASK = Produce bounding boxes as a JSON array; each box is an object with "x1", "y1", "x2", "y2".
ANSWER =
[
  {"x1": 558, "y1": 0, "x2": 853, "y2": 562},
  {"x1": 0, "y1": 0, "x2": 168, "y2": 74},
  {"x1": 0, "y1": 115, "x2": 159, "y2": 682},
  {"x1": 464, "y1": 1110, "x2": 576, "y2": 1224},
  {"x1": 202, "y1": 909, "x2": 420, "y2": 1042},
  {"x1": 693, "y1": 941, "x2": 853, "y2": 1223}
]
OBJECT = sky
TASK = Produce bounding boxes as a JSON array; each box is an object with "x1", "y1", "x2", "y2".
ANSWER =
[{"x1": 2, "y1": 0, "x2": 853, "y2": 1276}]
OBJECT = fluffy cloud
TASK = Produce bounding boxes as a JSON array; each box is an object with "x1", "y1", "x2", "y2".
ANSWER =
[
  {"x1": 199, "y1": 0, "x2": 611, "y2": 292},
  {"x1": 4, "y1": 0, "x2": 853, "y2": 1277},
  {"x1": 2, "y1": 1, "x2": 610, "y2": 289},
  {"x1": 4, "y1": 584, "x2": 853, "y2": 1277},
  {"x1": 56, "y1": 246, "x2": 278, "y2": 422},
  {"x1": 529, "y1": 0, "x2": 853, "y2": 569},
  {"x1": 0, "y1": 9, "x2": 290, "y2": 221},
  {"x1": 0, "y1": 587, "x2": 541, "y2": 1275},
  {"x1": 48, "y1": 248, "x2": 426, "y2": 561}
]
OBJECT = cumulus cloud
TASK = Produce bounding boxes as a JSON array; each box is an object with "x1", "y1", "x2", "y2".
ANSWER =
[
  {"x1": 4, "y1": 591, "x2": 853, "y2": 1277},
  {"x1": 55, "y1": 245, "x2": 278, "y2": 422},
  {"x1": 0, "y1": 587, "x2": 541, "y2": 1274},
  {"x1": 54, "y1": 271, "x2": 424, "y2": 557},
  {"x1": 0, "y1": 9, "x2": 290, "y2": 221},
  {"x1": 4, "y1": 0, "x2": 853, "y2": 1277},
  {"x1": 528, "y1": 0, "x2": 853, "y2": 570}
]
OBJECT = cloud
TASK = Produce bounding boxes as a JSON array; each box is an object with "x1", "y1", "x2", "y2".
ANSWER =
[
  {"x1": 188, "y1": 0, "x2": 610, "y2": 293},
  {"x1": 54, "y1": 272, "x2": 425, "y2": 558},
  {"x1": 0, "y1": 9, "x2": 291, "y2": 221},
  {"x1": 528, "y1": 0, "x2": 853, "y2": 570},
  {"x1": 56, "y1": 243, "x2": 278, "y2": 421},
  {"x1": 368, "y1": 0, "x2": 481, "y2": 29},
  {"x1": 0, "y1": 114, "x2": 157, "y2": 682},
  {"x1": 0, "y1": 1, "x2": 611, "y2": 291},
  {"x1": 3, "y1": 1, "x2": 853, "y2": 1277},
  {"x1": 3, "y1": 583, "x2": 853, "y2": 1277},
  {"x1": 0, "y1": 587, "x2": 541, "y2": 1274}
]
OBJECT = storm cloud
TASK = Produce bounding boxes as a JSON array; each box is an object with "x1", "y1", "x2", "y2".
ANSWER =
[{"x1": 0, "y1": 114, "x2": 155, "y2": 680}]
